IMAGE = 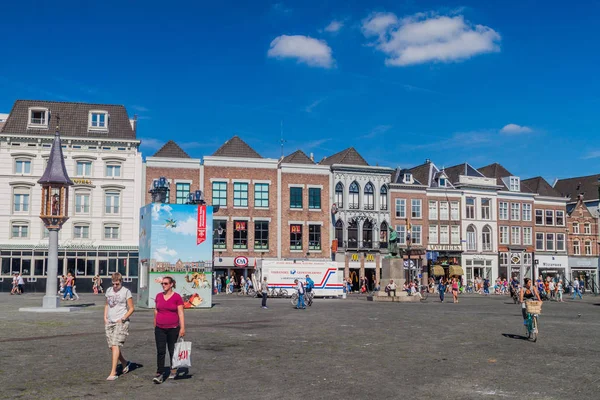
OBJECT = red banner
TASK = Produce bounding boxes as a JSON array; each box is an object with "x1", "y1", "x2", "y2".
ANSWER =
[{"x1": 197, "y1": 205, "x2": 207, "y2": 245}]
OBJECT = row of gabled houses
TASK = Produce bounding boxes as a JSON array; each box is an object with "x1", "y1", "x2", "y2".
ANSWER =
[{"x1": 0, "y1": 99, "x2": 598, "y2": 292}]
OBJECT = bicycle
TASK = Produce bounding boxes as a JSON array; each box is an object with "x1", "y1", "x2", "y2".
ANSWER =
[
  {"x1": 269, "y1": 287, "x2": 289, "y2": 298},
  {"x1": 418, "y1": 285, "x2": 428, "y2": 302},
  {"x1": 523, "y1": 300, "x2": 542, "y2": 342},
  {"x1": 290, "y1": 291, "x2": 313, "y2": 306}
]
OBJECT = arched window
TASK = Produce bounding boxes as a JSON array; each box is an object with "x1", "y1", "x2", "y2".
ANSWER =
[
  {"x1": 347, "y1": 219, "x2": 358, "y2": 248},
  {"x1": 466, "y1": 225, "x2": 477, "y2": 251},
  {"x1": 380, "y1": 221, "x2": 389, "y2": 247},
  {"x1": 380, "y1": 185, "x2": 388, "y2": 210},
  {"x1": 362, "y1": 219, "x2": 373, "y2": 248},
  {"x1": 335, "y1": 182, "x2": 344, "y2": 209},
  {"x1": 349, "y1": 181, "x2": 360, "y2": 209},
  {"x1": 500, "y1": 252, "x2": 509, "y2": 265},
  {"x1": 482, "y1": 225, "x2": 492, "y2": 251},
  {"x1": 335, "y1": 219, "x2": 344, "y2": 247},
  {"x1": 364, "y1": 182, "x2": 374, "y2": 210}
]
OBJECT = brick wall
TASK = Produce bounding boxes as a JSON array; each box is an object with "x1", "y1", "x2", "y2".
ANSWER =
[{"x1": 145, "y1": 166, "x2": 200, "y2": 205}]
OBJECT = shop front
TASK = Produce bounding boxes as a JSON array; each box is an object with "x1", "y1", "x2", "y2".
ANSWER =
[
  {"x1": 341, "y1": 252, "x2": 380, "y2": 292},
  {"x1": 535, "y1": 254, "x2": 568, "y2": 282},
  {"x1": 426, "y1": 244, "x2": 462, "y2": 281},
  {"x1": 213, "y1": 256, "x2": 263, "y2": 291},
  {"x1": 464, "y1": 254, "x2": 497, "y2": 283},
  {"x1": 569, "y1": 256, "x2": 599, "y2": 291},
  {"x1": 499, "y1": 246, "x2": 534, "y2": 282},
  {"x1": 403, "y1": 248, "x2": 426, "y2": 284}
]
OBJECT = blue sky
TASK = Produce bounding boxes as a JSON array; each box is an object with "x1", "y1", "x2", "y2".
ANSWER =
[{"x1": 1, "y1": 0, "x2": 599, "y2": 182}]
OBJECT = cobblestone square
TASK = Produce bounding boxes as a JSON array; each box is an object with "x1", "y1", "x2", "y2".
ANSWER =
[{"x1": 1, "y1": 293, "x2": 599, "y2": 400}]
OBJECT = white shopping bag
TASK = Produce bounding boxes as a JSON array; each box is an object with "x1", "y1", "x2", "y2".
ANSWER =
[{"x1": 172, "y1": 338, "x2": 192, "y2": 368}]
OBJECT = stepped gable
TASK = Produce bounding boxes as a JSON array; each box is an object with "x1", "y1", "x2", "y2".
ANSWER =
[
  {"x1": 152, "y1": 140, "x2": 191, "y2": 158},
  {"x1": 212, "y1": 135, "x2": 262, "y2": 158},
  {"x1": 554, "y1": 174, "x2": 600, "y2": 201},
  {"x1": 522, "y1": 177, "x2": 563, "y2": 197},
  {"x1": 319, "y1": 147, "x2": 368, "y2": 166},
  {"x1": 478, "y1": 163, "x2": 514, "y2": 187},
  {"x1": 281, "y1": 150, "x2": 315, "y2": 164},
  {"x1": 1, "y1": 100, "x2": 135, "y2": 139}
]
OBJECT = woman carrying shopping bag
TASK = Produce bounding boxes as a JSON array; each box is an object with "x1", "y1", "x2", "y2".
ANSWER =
[{"x1": 153, "y1": 276, "x2": 186, "y2": 384}]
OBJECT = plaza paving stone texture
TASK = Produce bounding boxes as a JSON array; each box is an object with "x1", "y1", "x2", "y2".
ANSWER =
[{"x1": 1, "y1": 292, "x2": 599, "y2": 400}]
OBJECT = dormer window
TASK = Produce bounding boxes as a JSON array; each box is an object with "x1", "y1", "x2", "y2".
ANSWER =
[
  {"x1": 509, "y1": 176, "x2": 520, "y2": 192},
  {"x1": 89, "y1": 111, "x2": 108, "y2": 130},
  {"x1": 439, "y1": 177, "x2": 447, "y2": 187},
  {"x1": 28, "y1": 107, "x2": 49, "y2": 128},
  {"x1": 404, "y1": 173, "x2": 413, "y2": 183}
]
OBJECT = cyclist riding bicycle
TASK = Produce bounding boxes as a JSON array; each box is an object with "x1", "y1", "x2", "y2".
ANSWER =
[
  {"x1": 509, "y1": 276, "x2": 520, "y2": 297},
  {"x1": 519, "y1": 278, "x2": 541, "y2": 323}
]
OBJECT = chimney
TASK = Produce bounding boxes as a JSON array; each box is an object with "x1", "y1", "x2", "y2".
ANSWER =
[
  {"x1": 310, "y1": 152, "x2": 314, "y2": 161},
  {"x1": 425, "y1": 158, "x2": 431, "y2": 163}
]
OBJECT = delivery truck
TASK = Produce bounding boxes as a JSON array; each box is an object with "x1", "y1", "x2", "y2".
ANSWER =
[{"x1": 260, "y1": 260, "x2": 343, "y2": 297}]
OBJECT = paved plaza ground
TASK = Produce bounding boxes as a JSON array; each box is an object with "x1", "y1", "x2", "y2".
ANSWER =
[{"x1": 1, "y1": 291, "x2": 599, "y2": 400}]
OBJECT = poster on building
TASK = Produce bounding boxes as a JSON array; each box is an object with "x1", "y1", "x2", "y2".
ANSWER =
[{"x1": 138, "y1": 203, "x2": 214, "y2": 309}]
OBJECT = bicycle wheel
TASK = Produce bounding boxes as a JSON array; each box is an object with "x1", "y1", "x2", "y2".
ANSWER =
[
  {"x1": 291, "y1": 293, "x2": 298, "y2": 305},
  {"x1": 531, "y1": 316, "x2": 538, "y2": 342},
  {"x1": 248, "y1": 288, "x2": 256, "y2": 297},
  {"x1": 280, "y1": 289, "x2": 289, "y2": 297},
  {"x1": 420, "y1": 290, "x2": 428, "y2": 302}
]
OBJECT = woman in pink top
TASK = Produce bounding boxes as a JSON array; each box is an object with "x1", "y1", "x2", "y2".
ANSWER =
[
  {"x1": 451, "y1": 277, "x2": 459, "y2": 303},
  {"x1": 153, "y1": 276, "x2": 185, "y2": 384}
]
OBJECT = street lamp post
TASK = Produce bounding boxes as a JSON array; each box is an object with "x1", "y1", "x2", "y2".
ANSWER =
[{"x1": 37, "y1": 119, "x2": 73, "y2": 309}]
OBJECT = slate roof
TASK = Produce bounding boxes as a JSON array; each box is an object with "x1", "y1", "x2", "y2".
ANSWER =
[
  {"x1": 0, "y1": 100, "x2": 136, "y2": 139},
  {"x1": 478, "y1": 163, "x2": 514, "y2": 187},
  {"x1": 443, "y1": 163, "x2": 483, "y2": 184},
  {"x1": 521, "y1": 177, "x2": 563, "y2": 197},
  {"x1": 38, "y1": 131, "x2": 74, "y2": 185},
  {"x1": 281, "y1": 150, "x2": 315, "y2": 164},
  {"x1": 554, "y1": 174, "x2": 600, "y2": 202},
  {"x1": 152, "y1": 140, "x2": 191, "y2": 158},
  {"x1": 319, "y1": 147, "x2": 368, "y2": 166},
  {"x1": 409, "y1": 162, "x2": 433, "y2": 186},
  {"x1": 212, "y1": 135, "x2": 262, "y2": 158},
  {"x1": 0, "y1": 122, "x2": 4, "y2": 131}
]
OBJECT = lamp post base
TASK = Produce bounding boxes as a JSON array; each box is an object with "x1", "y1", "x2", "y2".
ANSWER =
[{"x1": 42, "y1": 294, "x2": 60, "y2": 309}]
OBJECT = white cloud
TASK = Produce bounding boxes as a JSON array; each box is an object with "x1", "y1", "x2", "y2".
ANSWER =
[
  {"x1": 362, "y1": 12, "x2": 500, "y2": 66},
  {"x1": 582, "y1": 151, "x2": 600, "y2": 160},
  {"x1": 169, "y1": 216, "x2": 197, "y2": 236},
  {"x1": 324, "y1": 20, "x2": 344, "y2": 33},
  {"x1": 153, "y1": 247, "x2": 177, "y2": 262},
  {"x1": 500, "y1": 123, "x2": 533, "y2": 134},
  {"x1": 131, "y1": 105, "x2": 149, "y2": 112},
  {"x1": 140, "y1": 137, "x2": 164, "y2": 151},
  {"x1": 268, "y1": 35, "x2": 334, "y2": 68},
  {"x1": 152, "y1": 204, "x2": 172, "y2": 220},
  {"x1": 361, "y1": 124, "x2": 392, "y2": 139},
  {"x1": 305, "y1": 98, "x2": 326, "y2": 113}
]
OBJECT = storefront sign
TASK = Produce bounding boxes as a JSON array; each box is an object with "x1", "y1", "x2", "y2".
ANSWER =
[
  {"x1": 196, "y1": 205, "x2": 207, "y2": 245},
  {"x1": 428, "y1": 244, "x2": 462, "y2": 251},
  {"x1": 234, "y1": 256, "x2": 249, "y2": 267},
  {"x1": 536, "y1": 255, "x2": 568, "y2": 269},
  {"x1": 72, "y1": 178, "x2": 92, "y2": 185},
  {"x1": 569, "y1": 257, "x2": 598, "y2": 269}
]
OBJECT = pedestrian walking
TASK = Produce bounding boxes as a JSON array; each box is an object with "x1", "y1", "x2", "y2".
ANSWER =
[
  {"x1": 153, "y1": 276, "x2": 185, "y2": 384},
  {"x1": 11, "y1": 273, "x2": 19, "y2": 295},
  {"x1": 557, "y1": 279, "x2": 564, "y2": 302},
  {"x1": 261, "y1": 277, "x2": 269, "y2": 309},
  {"x1": 572, "y1": 278, "x2": 583, "y2": 300},
  {"x1": 93, "y1": 275, "x2": 104, "y2": 295},
  {"x1": 438, "y1": 278, "x2": 446, "y2": 303},
  {"x1": 240, "y1": 276, "x2": 246, "y2": 294},
  {"x1": 230, "y1": 275, "x2": 235, "y2": 294},
  {"x1": 217, "y1": 275, "x2": 223, "y2": 294},
  {"x1": 58, "y1": 275, "x2": 66, "y2": 295},
  {"x1": 225, "y1": 275, "x2": 231, "y2": 294},
  {"x1": 63, "y1": 272, "x2": 75, "y2": 300},
  {"x1": 294, "y1": 279, "x2": 306, "y2": 309},
  {"x1": 104, "y1": 273, "x2": 134, "y2": 381},
  {"x1": 72, "y1": 276, "x2": 80, "y2": 300},
  {"x1": 17, "y1": 273, "x2": 25, "y2": 294},
  {"x1": 451, "y1": 277, "x2": 459, "y2": 303}
]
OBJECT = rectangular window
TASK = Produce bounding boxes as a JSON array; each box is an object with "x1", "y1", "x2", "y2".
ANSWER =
[
  {"x1": 585, "y1": 241, "x2": 592, "y2": 255},
  {"x1": 511, "y1": 226, "x2": 521, "y2": 245},
  {"x1": 309, "y1": 225, "x2": 321, "y2": 250},
  {"x1": 510, "y1": 203, "x2": 520, "y2": 221},
  {"x1": 439, "y1": 201, "x2": 449, "y2": 220},
  {"x1": 574, "y1": 241, "x2": 580, "y2": 255},
  {"x1": 546, "y1": 233, "x2": 555, "y2": 251},
  {"x1": 545, "y1": 210, "x2": 554, "y2": 226},
  {"x1": 429, "y1": 201, "x2": 438, "y2": 220},
  {"x1": 499, "y1": 202, "x2": 508, "y2": 220},
  {"x1": 91, "y1": 112, "x2": 107, "y2": 128},
  {"x1": 451, "y1": 226, "x2": 460, "y2": 244},
  {"x1": 481, "y1": 198, "x2": 491, "y2": 220},
  {"x1": 290, "y1": 187, "x2": 303, "y2": 209},
  {"x1": 13, "y1": 193, "x2": 30, "y2": 212},
  {"x1": 411, "y1": 199, "x2": 422, "y2": 219},
  {"x1": 254, "y1": 183, "x2": 269, "y2": 208},
  {"x1": 584, "y1": 223, "x2": 591, "y2": 234},
  {"x1": 212, "y1": 182, "x2": 227, "y2": 206},
  {"x1": 105, "y1": 164, "x2": 121, "y2": 177},
  {"x1": 500, "y1": 226, "x2": 509, "y2": 244},
  {"x1": 450, "y1": 201, "x2": 459, "y2": 220},
  {"x1": 411, "y1": 225, "x2": 422, "y2": 245},
  {"x1": 395, "y1": 225, "x2": 406, "y2": 245},
  {"x1": 428, "y1": 225, "x2": 438, "y2": 244},
  {"x1": 308, "y1": 188, "x2": 321, "y2": 209},
  {"x1": 104, "y1": 225, "x2": 119, "y2": 240},
  {"x1": 535, "y1": 210, "x2": 544, "y2": 225},
  {"x1": 290, "y1": 224, "x2": 303, "y2": 250},
  {"x1": 233, "y1": 220, "x2": 248, "y2": 249},
  {"x1": 395, "y1": 199, "x2": 406, "y2": 218},
  {"x1": 573, "y1": 222, "x2": 580, "y2": 234},
  {"x1": 555, "y1": 210, "x2": 565, "y2": 226},
  {"x1": 105, "y1": 192, "x2": 120, "y2": 214},
  {"x1": 523, "y1": 227, "x2": 532, "y2": 245},
  {"x1": 254, "y1": 221, "x2": 269, "y2": 250},
  {"x1": 439, "y1": 226, "x2": 449, "y2": 244},
  {"x1": 556, "y1": 234, "x2": 565, "y2": 251},
  {"x1": 11, "y1": 223, "x2": 29, "y2": 238},
  {"x1": 466, "y1": 198, "x2": 475, "y2": 219},
  {"x1": 213, "y1": 220, "x2": 227, "y2": 249},
  {"x1": 74, "y1": 225, "x2": 90, "y2": 239},
  {"x1": 30, "y1": 109, "x2": 47, "y2": 125},
  {"x1": 535, "y1": 233, "x2": 544, "y2": 251},
  {"x1": 15, "y1": 159, "x2": 32, "y2": 174},
  {"x1": 509, "y1": 177, "x2": 520, "y2": 191},
  {"x1": 75, "y1": 193, "x2": 90, "y2": 214},
  {"x1": 233, "y1": 182, "x2": 248, "y2": 207},
  {"x1": 76, "y1": 161, "x2": 92, "y2": 177},
  {"x1": 522, "y1": 204, "x2": 532, "y2": 221},
  {"x1": 176, "y1": 183, "x2": 190, "y2": 205}
]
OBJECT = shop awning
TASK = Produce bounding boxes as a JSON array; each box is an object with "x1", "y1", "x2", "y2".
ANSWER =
[
  {"x1": 449, "y1": 265, "x2": 464, "y2": 276},
  {"x1": 431, "y1": 265, "x2": 445, "y2": 276}
]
